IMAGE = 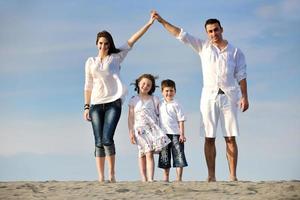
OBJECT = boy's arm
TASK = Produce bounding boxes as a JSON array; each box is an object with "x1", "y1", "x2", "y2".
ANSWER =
[{"x1": 179, "y1": 121, "x2": 186, "y2": 143}]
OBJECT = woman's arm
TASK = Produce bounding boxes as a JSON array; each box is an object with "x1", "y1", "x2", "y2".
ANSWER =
[
  {"x1": 127, "y1": 11, "x2": 155, "y2": 47},
  {"x1": 83, "y1": 90, "x2": 92, "y2": 121}
]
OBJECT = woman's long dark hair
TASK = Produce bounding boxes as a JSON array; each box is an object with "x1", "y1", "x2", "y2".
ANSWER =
[{"x1": 96, "y1": 30, "x2": 120, "y2": 55}]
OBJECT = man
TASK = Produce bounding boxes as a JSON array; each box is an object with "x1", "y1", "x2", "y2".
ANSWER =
[{"x1": 153, "y1": 11, "x2": 249, "y2": 182}]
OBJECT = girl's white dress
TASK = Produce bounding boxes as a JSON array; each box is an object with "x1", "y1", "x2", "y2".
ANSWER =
[{"x1": 129, "y1": 95, "x2": 171, "y2": 157}]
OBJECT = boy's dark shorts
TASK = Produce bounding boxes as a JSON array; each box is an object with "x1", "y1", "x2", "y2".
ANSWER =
[{"x1": 158, "y1": 134, "x2": 188, "y2": 168}]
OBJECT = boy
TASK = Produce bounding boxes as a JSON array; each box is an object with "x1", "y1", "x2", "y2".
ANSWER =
[{"x1": 158, "y1": 79, "x2": 188, "y2": 182}]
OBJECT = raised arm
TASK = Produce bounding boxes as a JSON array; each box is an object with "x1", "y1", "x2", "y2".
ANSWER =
[
  {"x1": 127, "y1": 11, "x2": 155, "y2": 47},
  {"x1": 153, "y1": 11, "x2": 181, "y2": 37}
]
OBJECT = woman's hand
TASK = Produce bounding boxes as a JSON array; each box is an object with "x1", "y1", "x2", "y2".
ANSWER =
[
  {"x1": 83, "y1": 109, "x2": 91, "y2": 121},
  {"x1": 148, "y1": 10, "x2": 156, "y2": 25}
]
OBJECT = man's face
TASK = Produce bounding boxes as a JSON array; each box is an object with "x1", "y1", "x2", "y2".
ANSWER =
[{"x1": 205, "y1": 23, "x2": 223, "y2": 44}]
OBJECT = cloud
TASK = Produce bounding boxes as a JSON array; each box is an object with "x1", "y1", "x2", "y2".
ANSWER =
[{"x1": 256, "y1": 0, "x2": 300, "y2": 20}]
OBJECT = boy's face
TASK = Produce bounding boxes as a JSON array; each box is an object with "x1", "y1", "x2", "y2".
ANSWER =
[{"x1": 162, "y1": 86, "x2": 176, "y2": 102}]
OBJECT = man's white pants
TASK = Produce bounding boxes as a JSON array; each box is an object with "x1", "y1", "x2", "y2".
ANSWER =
[{"x1": 200, "y1": 93, "x2": 239, "y2": 138}]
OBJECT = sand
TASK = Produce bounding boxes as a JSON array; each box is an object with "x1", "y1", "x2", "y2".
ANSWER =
[{"x1": 0, "y1": 180, "x2": 299, "y2": 200}]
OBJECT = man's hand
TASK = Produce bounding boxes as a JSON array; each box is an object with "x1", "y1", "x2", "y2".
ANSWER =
[{"x1": 240, "y1": 96, "x2": 249, "y2": 112}]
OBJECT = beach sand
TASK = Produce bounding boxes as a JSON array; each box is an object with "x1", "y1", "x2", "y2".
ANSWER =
[{"x1": 0, "y1": 180, "x2": 299, "y2": 200}]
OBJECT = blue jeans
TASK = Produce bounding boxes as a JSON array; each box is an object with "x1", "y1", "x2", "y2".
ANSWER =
[{"x1": 89, "y1": 99, "x2": 122, "y2": 157}]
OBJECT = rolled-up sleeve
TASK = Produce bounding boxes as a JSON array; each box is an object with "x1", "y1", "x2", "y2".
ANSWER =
[
  {"x1": 175, "y1": 102, "x2": 186, "y2": 122},
  {"x1": 117, "y1": 43, "x2": 132, "y2": 63},
  {"x1": 176, "y1": 28, "x2": 203, "y2": 53},
  {"x1": 84, "y1": 58, "x2": 93, "y2": 91},
  {"x1": 234, "y1": 49, "x2": 247, "y2": 82}
]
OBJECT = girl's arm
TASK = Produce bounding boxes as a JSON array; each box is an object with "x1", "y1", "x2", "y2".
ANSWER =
[
  {"x1": 128, "y1": 106, "x2": 136, "y2": 144},
  {"x1": 127, "y1": 11, "x2": 155, "y2": 47}
]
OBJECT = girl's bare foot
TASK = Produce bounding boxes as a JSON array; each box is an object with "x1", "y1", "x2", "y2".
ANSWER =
[{"x1": 108, "y1": 176, "x2": 116, "y2": 183}]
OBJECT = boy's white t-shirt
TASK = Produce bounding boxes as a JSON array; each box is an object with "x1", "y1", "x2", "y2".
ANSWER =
[{"x1": 159, "y1": 99, "x2": 186, "y2": 135}]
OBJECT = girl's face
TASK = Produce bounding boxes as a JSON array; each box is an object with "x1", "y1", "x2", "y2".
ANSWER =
[
  {"x1": 97, "y1": 37, "x2": 110, "y2": 55},
  {"x1": 138, "y1": 78, "x2": 153, "y2": 95}
]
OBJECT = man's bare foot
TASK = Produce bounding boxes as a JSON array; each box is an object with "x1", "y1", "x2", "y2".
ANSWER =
[
  {"x1": 207, "y1": 177, "x2": 216, "y2": 182},
  {"x1": 229, "y1": 176, "x2": 238, "y2": 181}
]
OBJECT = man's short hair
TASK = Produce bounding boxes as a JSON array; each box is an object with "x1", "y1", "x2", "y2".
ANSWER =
[{"x1": 205, "y1": 18, "x2": 222, "y2": 29}]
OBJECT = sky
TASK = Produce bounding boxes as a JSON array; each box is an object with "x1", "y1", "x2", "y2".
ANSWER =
[{"x1": 0, "y1": 0, "x2": 299, "y2": 182}]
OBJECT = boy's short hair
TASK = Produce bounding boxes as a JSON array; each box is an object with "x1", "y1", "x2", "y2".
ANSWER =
[{"x1": 161, "y1": 79, "x2": 176, "y2": 91}]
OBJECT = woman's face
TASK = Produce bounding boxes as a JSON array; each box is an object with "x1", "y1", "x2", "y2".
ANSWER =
[
  {"x1": 97, "y1": 37, "x2": 110, "y2": 55},
  {"x1": 138, "y1": 78, "x2": 153, "y2": 95}
]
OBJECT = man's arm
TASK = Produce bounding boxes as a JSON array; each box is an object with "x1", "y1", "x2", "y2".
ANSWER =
[
  {"x1": 239, "y1": 78, "x2": 249, "y2": 112},
  {"x1": 153, "y1": 11, "x2": 180, "y2": 37}
]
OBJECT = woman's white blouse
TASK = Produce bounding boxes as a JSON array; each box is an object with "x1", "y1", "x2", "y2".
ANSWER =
[{"x1": 84, "y1": 43, "x2": 131, "y2": 104}]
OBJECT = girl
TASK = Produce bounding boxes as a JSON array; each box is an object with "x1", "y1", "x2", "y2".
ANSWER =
[
  {"x1": 128, "y1": 74, "x2": 170, "y2": 182},
  {"x1": 83, "y1": 12, "x2": 155, "y2": 183}
]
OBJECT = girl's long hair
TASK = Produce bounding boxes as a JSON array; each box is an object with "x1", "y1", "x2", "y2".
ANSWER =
[{"x1": 132, "y1": 74, "x2": 158, "y2": 95}]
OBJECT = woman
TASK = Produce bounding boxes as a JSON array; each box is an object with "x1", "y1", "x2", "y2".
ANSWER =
[{"x1": 83, "y1": 12, "x2": 155, "y2": 183}]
